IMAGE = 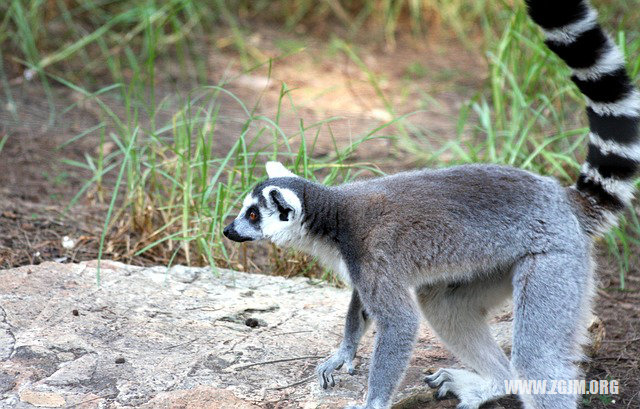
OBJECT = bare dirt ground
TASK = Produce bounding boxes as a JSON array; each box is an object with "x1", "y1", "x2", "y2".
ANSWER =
[{"x1": 1, "y1": 25, "x2": 638, "y2": 408}]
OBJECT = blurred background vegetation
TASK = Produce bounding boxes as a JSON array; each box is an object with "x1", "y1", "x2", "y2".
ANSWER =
[{"x1": 0, "y1": 0, "x2": 639, "y2": 287}]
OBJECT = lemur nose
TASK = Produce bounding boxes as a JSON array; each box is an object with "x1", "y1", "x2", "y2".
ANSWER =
[{"x1": 223, "y1": 224, "x2": 232, "y2": 238}]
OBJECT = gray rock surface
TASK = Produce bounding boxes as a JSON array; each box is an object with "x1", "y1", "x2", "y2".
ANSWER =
[{"x1": 0, "y1": 261, "x2": 519, "y2": 408}]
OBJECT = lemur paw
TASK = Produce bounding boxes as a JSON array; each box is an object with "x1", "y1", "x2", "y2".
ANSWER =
[
  {"x1": 316, "y1": 348, "x2": 355, "y2": 389},
  {"x1": 425, "y1": 368, "x2": 502, "y2": 409}
]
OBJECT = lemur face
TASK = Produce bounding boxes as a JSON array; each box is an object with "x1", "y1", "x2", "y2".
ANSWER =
[
  {"x1": 223, "y1": 162, "x2": 303, "y2": 245},
  {"x1": 222, "y1": 193, "x2": 266, "y2": 242}
]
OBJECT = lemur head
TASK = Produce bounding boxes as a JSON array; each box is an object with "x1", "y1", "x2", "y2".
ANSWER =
[{"x1": 223, "y1": 162, "x2": 305, "y2": 245}]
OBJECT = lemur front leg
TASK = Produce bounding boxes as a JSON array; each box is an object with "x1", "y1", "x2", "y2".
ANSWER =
[
  {"x1": 344, "y1": 283, "x2": 420, "y2": 409},
  {"x1": 317, "y1": 289, "x2": 371, "y2": 388}
]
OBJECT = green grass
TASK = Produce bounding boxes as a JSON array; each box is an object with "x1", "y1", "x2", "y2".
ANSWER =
[
  {"x1": 428, "y1": 8, "x2": 587, "y2": 176},
  {"x1": 1, "y1": 0, "x2": 639, "y2": 286},
  {"x1": 50, "y1": 63, "x2": 390, "y2": 278}
]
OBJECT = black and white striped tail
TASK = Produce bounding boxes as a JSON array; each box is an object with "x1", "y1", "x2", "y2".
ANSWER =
[{"x1": 526, "y1": 0, "x2": 640, "y2": 232}]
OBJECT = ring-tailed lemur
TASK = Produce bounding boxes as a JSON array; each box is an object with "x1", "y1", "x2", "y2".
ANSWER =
[{"x1": 223, "y1": 0, "x2": 639, "y2": 408}]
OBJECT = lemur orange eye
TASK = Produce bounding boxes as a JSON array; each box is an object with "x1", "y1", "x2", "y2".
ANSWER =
[{"x1": 249, "y1": 211, "x2": 257, "y2": 221}]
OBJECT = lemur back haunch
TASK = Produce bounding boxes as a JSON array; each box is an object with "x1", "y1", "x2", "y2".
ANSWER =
[{"x1": 224, "y1": 1, "x2": 639, "y2": 408}]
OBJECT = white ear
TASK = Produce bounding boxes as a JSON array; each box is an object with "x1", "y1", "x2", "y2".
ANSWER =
[{"x1": 265, "y1": 161, "x2": 297, "y2": 178}]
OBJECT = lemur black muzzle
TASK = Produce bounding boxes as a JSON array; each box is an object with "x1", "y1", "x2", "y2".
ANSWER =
[{"x1": 223, "y1": 222, "x2": 254, "y2": 242}]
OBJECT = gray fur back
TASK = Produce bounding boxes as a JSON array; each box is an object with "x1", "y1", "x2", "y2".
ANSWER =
[{"x1": 328, "y1": 164, "x2": 586, "y2": 286}]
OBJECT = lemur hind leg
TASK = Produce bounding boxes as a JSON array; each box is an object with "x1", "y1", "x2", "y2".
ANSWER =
[
  {"x1": 317, "y1": 289, "x2": 371, "y2": 388},
  {"x1": 420, "y1": 272, "x2": 514, "y2": 409},
  {"x1": 344, "y1": 279, "x2": 421, "y2": 409},
  {"x1": 511, "y1": 250, "x2": 593, "y2": 409}
]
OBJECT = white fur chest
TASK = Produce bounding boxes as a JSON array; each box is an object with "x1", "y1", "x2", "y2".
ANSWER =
[{"x1": 289, "y1": 233, "x2": 351, "y2": 286}]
